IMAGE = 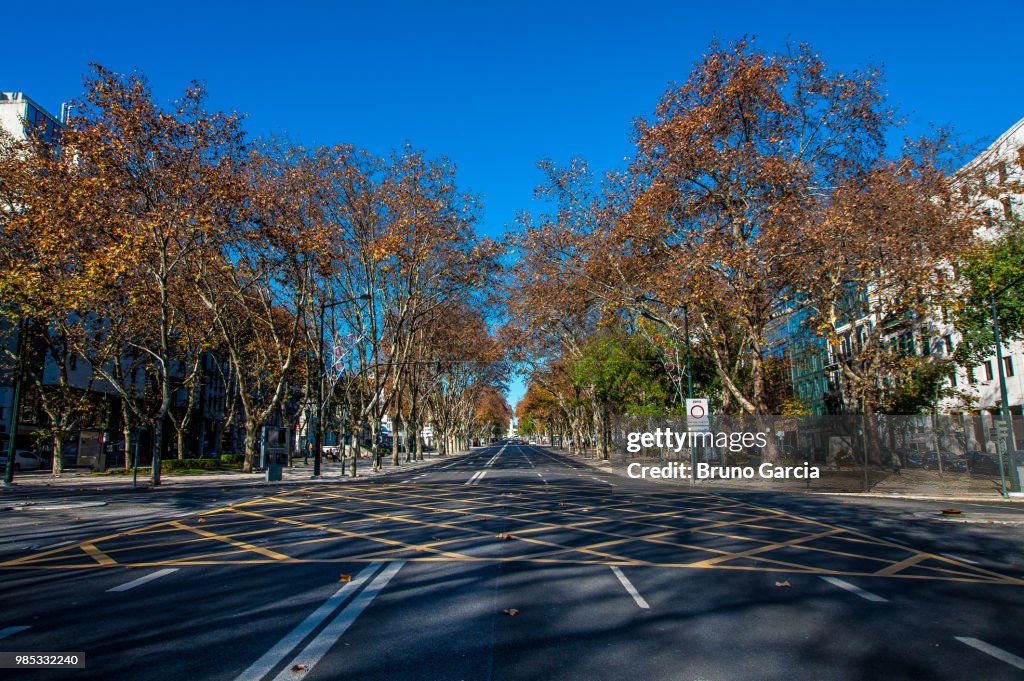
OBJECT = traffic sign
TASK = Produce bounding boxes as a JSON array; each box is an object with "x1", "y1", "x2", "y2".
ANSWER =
[
  {"x1": 995, "y1": 421, "x2": 1008, "y2": 438},
  {"x1": 686, "y1": 398, "x2": 710, "y2": 431}
]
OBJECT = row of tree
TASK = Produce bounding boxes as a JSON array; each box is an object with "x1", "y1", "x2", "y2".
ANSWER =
[
  {"x1": 505, "y1": 38, "x2": 1022, "y2": 463},
  {"x1": 0, "y1": 66, "x2": 511, "y2": 478}
]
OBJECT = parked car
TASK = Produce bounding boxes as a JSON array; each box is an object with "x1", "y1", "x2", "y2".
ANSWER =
[
  {"x1": 966, "y1": 450, "x2": 1010, "y2": 476},
  {"x1": 903, "y1": 450, "x2": 925, "y2": 469},
  {"x1": 0, "y1": 450, "x2": 45, "y2": 472},
  {"x1": 921, "y1": 451, "x2": 967, "y2": 472}
]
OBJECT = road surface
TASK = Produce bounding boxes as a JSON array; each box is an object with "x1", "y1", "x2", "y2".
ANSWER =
[{"x1": 2, "y1": 442, "x2": 1023, "y2": 680}]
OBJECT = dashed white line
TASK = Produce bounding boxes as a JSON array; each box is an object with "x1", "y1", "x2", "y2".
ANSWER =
[
  {"x1": 610, "y1": 566, "x2": 650, "y2": 609},
  {"x1": 536, "y1": 473, "x2": 548, "y2": 485},
  {"x1": 955, "y1": 637, "x2": 1024, "y2": 670},
  {"x1": 820, "y1": 576, "x2": 888, "y2": 602},
  {"x1": 0, "y1": 626, "x2": 30, "y2": 639},
  {"x1": 233, "y1": 562, "x2": 384, "y2": 681},
  {"x1": 37, "y1": 540, "x2": 74, "y2": 550},
  {"x1": 107, "y1": 568, "x2": 180, "y2": 592},
  {"x1": 941, "y1": 553, "x2": 979, "y2": 565},
  {"x1": 271, "y1": 562, "x2": 405, "y2": 681}
]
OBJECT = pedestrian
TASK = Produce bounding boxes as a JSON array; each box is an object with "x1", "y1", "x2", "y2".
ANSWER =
[
  {"x1": 305, "y1": 441, "x2": 312, "y2": 465},
  {"x1": 891, "y1": 452, "x2": 902, "y2": 476}
]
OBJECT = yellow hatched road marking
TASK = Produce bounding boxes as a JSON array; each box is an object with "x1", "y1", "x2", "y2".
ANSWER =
[
  {"x1": 81, "y1": 543, "x2": 117, "y2": 566},
  {"x1": 168, "y1": 521, "x2": 291, "y2": 561}
]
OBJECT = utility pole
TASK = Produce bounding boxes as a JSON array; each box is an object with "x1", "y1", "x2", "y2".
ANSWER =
[
  {"x1": 312, "y1": 293, "x2": 370, "y2": 479},
  {"x1": 990, "y1": 289, "x2": 1022, "y2": 494}
]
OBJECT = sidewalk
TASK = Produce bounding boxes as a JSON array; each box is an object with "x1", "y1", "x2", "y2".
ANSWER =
[
  {"x1": 551, "y1": 446, "x2": 1024, "y2": 503},
  {"x1": 0, "y1": 448, "x2": 478, "y2": 496}
]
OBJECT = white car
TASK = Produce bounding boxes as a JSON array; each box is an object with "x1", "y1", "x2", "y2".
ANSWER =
[{"x1": 0, "y1": 450, "x2": 44, "y2": 472}]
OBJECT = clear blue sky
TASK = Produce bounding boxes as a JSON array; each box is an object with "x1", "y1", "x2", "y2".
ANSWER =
[{"x1": 5, "y1": 0, "x2": 1023, "y2": 408}]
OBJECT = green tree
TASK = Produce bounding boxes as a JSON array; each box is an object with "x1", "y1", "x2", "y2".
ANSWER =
[{"x1": 953, "y1": 224, "x2": 1024, "y2": 365}]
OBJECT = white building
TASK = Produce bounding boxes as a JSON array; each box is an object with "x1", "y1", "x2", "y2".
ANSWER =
[
  {"x1": 1, "y1": 93, "x2": 62, "y2": 450},
  {"x1": 941, "y1": 116, "x2": 1024, "y2": 422}
]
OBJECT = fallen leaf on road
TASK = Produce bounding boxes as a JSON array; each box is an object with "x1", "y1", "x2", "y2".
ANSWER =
[
  {"x1": 291, "y1": 664, "x2": 307, "y2": 671},
  {"x1": 73, "y1": 517, "x2": 81, "y2": 521},
  {"x1": 339, "y1": 574, "x2": 352, "y2": 583},
  {"x1": 496, "y1": 533, "x2": 511, "y2": 540},
  {"x1": 503, "y1": 608, "x2": 519, "y2": 616},
  {"x1": 775, "y1": 580, "x2": 791, "y2": 588},
  {"x1": 197, "y1": 518, "x2": 206, "y2": 523}
]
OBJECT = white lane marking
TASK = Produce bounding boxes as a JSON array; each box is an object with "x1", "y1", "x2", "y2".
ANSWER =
[
  {"x1": 798, "y1": 515, "x2": 819, "y2": 521},
  {"x1": 941, "y1": 553, "x2": 979, "y2": 565},
  {"x1": 400, "y1": 479, "x2": 412, "y2": 484},
  {"x1": 955, "y1": 637, "x2": 1024, "y2": 670},
  {"x1": 537, "y1": 473, "x2": 548, "y2": 485},
  {"x1": 38, "y1": 540, "x2": 74, "y2": 550},
  {"x1": 819, "y1": 576, "x2": 888, "y2": 602},
  {"x1": 0, "y1": 626, "x2": 30, "y2": 639},
  {"x1": 107, "y1": 568, "x2": 179, "y2": 593},
  {"x1": 884, "y1": 536, "x2": 910, "y2": 546},
  {"x1": 590, "y1": 476, "x2": 615, "y2": 486},
  {"x1": 610, "y1": 566, "x2": 649, "y2": 609},
  {"x1": 233, "y1": 562, "x2": 384, "y2": 681},
  {"x1": 272, "y1": 561, "x2": 405, "y2": 681},
  {"x1": 472, "y1": 471, "x2": 488, "y2": 485},
  {"x1": 465, "y1": 471, "x2": 484, "y2": 486},
  {"x1": 836, "y1": 525, "x2": 860, "y2": 533}
]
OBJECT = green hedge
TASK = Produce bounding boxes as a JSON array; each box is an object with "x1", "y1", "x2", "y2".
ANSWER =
[
  {"x1": 219, "y1": 453, "x2": 245, "y2": 464},
  {"x1": 163, "y1": 457, "x2": 233, "y2": 471}
]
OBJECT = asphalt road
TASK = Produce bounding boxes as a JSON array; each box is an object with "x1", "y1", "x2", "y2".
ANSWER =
[{"x1": 2, "y1": 442, "x2": 1024, "y2": 680}]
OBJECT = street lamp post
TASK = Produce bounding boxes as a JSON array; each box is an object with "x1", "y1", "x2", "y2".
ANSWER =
[
  {"x1": 312, "y1": 293, "x2": 369, "y2": 479},
  {"x1": 990, "y1": 284, "x2": 1023, "y2": 495},
  {"x1": 3, "y1": 318, "x2": 28, "y2": 486}
]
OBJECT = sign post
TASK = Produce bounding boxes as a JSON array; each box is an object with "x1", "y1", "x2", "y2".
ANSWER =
[
  {"x1": 262, "y1": 426, "x2": 291, "y2": 482},
  {"x1": 686, "y1": 398, "x2": 710, "y2": 482}
]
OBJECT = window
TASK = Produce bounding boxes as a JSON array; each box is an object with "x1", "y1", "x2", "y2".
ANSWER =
[
  {"x1": 966, "y1": 368, "x2": 973, "y2": 385},
  {"x1": 950, "y1": 373, "x2": 957, "y2": 388},
  {"x1": 1002, "y1": 197, "x2": 1014, "y2": 220},
  {"x1": 69, "y1": 354, "x2": 77, "y2": 370},
  {"x1": 944, "y1": 335, "x2": 954, "y2": 354},
  {"x1": 984, "y1": 361, "x2": 993, "y2": 382},
  {"x1": 1006, "y1": 356, "x2": 1015, "y2": 378}
]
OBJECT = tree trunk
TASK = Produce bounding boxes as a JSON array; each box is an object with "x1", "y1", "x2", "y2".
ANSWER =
[
  {"x1": 242, "y1": 422, "x2": 258, "y2": 473},
  {"x1": 51, "y1": 435, "x2": 66, "y2": 476}
]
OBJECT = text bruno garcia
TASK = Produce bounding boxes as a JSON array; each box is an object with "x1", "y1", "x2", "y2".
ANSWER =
[{"x1": 624, "y1": 427, "x2": 820, "y2": 480}]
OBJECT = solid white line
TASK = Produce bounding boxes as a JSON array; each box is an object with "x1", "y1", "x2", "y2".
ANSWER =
[
  {"x1": 884, "y1": 536, "x2": 911, "y2": 546},
  {"x1": 234, "y1": 562, "x2": 384, "y2": 681},
  {"x1": 0, "y1": 626, "x2": 30, "y2": 639},
  {"x1": 820, "y1": 576, "x2": 888, "y2": 602},
  {"x1": 610, "y1": 566, "x2": 649, "y2": 609},
  {"x1": 473, "y1": 471, "x2": 488, "y2": 485},
  {"x1": 941, "y1": 553, "x2": 979, "y2": 565},
  {"x1": 956, "y1": 637, "x2": 1024, "y2": 670},
  {"x1": 38, "y1": 540, "x2": 74, "y2": 550},
  {"x1": 107, "y1": 568, "x2": 179, "y2": 593},
  {"x1": 272, "y1": 562, "x2": 405, "y2": 681},
  {"x1": 465, "y1": 471, "x2": 483, "y2": 486}
]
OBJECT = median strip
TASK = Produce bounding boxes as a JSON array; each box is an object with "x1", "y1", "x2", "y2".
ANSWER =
[
  {"x1": 233, "y1": 562, "x2": 384, "y2": 681},
  {"x1": 271, "y1": 561, "x2": 405, "y2": 681}
]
